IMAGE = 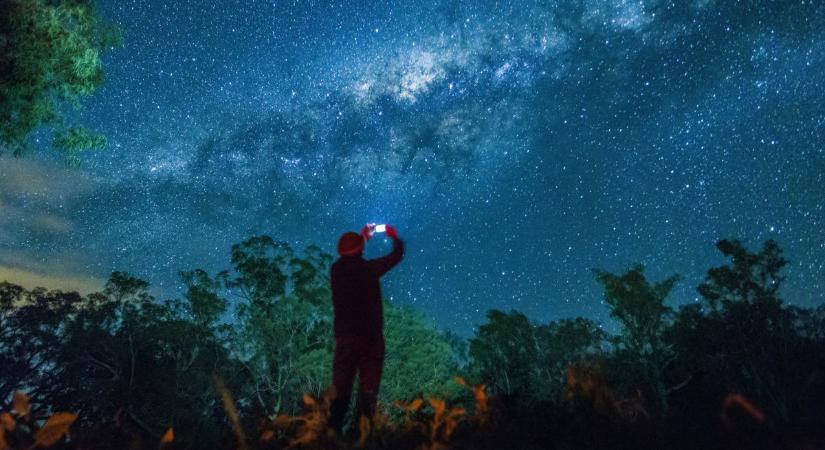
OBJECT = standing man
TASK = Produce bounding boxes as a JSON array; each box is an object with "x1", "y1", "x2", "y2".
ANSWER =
[{"x1": 328, "y1": 224, "x2": 404, "y2": 434}]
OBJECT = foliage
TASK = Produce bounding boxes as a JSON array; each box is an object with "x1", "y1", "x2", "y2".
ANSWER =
[
  {"x1": 0, "y1": 0, "x2": 120, "y2": 160},
  {"x1": 468, "y1": 310, "x2": 538, "y2": 399},
  {"x1": 52, "y1": 126, "x2": 107, "y2": 166},
  {"x1": 225, "y1": 237, "x2": 334, "y2": 415},
  {"x1": 669, "y1": 239, "x2": 821, "y2": 424},
  {"x1": 0, "y1": 391, "x2": 76, "y2": 450},
  {"x1": 0, "y1": 273, "x2": 239, "y2": 448},
  {"x1": 179, "y1": 268, "x2": 227, "y2": 326},
  {"x1": 697, "y1": 239, "x2": 787, "y2": 310},
  {"x1": 262, "y1": 378, "x2": 488, "y2": 450},
  {"x1": 383, "y1": 305, "x2": 463, "y2": 404},
  {"x1": 593, "y1": 265, "x2": 679, "y2": 356},
  {"x1": 468, "y1": 310, "x2": 604, "y2": 406},
  {"x1": 594, "y1": 265, "x2": 682, "y2": 414},
  {"x1": 0, "y1": 284, "x2": 83, "y2": 408},
  {"x1": 1, "y1": 237, "x2": 824, "y2": 449}
]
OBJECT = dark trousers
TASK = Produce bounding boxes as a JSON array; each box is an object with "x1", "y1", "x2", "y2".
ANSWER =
[{"x1": 328, "y1": 334, "x2": 385, "y2": 432}]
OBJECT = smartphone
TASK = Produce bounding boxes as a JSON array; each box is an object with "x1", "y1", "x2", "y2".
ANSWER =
[{"x1": 374, "y1": 224, "x2": 386, "y2": 233}]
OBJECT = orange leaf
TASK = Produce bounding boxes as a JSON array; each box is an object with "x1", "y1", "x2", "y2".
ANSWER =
[
  {"x1": 260, "y1": 429, "x2": 275, "y2": 442},
  {"x1": 408, "y1": 398, "x2": 423, "y2": 412},
  {"x1": 357, "y1": 416, "x2": 371, "y2": 447},
  {"x1": 454, "y1": 376, "x2": 467, "y2": 386},
  {"x1": 428, "y1": 398, "x2": 446, "y2": 415},
  {"x1": 303, "y1": 394, "x2": 316, "y2": 407},
  {"x1": 1, "y1": 428, "x2": 9, "y2": 450},
  {"x1": 0, "y1": 413, "x2": 14, "y2": 431},
  {"x1": 34, "y1": 412, "x2": 76, "y2": 447},
  {"x1": 160, "y1": 427, "x2": 174, "y2": 445},
  {"x1": 722, "y1": 393, "x2": 766, "y2": 423},
  {"x1": 271, "y1": 414, "x2": 293, "y2": 428},
  {"x1": 12, "y1": 391, "x2": 29, "y2": 418},
  {"x1": 473, "y1": 385, "x2": 488, "y2": 407}
]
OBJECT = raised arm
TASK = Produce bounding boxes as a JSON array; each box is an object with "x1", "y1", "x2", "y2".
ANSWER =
[{"x1": 366, "y1": 226, "x2": 404, "y2": 278}]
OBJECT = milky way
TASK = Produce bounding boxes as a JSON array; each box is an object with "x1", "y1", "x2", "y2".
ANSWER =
[{"x1": 1, "y1": 0, "x2": 824, "y2": 335}]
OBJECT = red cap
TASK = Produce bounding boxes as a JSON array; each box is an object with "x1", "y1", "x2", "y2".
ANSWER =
[{"x1": 337, "y1": 231, "x2": 364, "y2": 256}]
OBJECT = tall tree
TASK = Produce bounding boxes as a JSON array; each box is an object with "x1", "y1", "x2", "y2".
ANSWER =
[
  {"x1": 594, "y1": 265, "x2": 683, "y2": 414},
  {"x1": 227, "y1": 237, "x2": 334, "y2": 415},
  {"x1": 41, "y1": 272, "x2": 238, "y2": 447},
  {"x1": 691, "y1": 239, "x2": 809, "y2": 423},
  {"x1": 0, "y1": 283, "x2": 81, "y2": 409},
  {"x1": 469, "y1": 310, "x2": 540, "y2": 400}
]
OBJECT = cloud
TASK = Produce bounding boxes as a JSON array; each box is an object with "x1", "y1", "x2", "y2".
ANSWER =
[
  {"x1": 30, "y1": 213, "x2": 74, "y2": 234},
  {"x1": 0, "y1": 157, "x2": 93, "y2": 239},
  {"x1": 0, "y1": 156, "x2": 93, "y2": 200},
  {"x1": 0, "y1": 157, "x2": 103, "y2": 290},
  {"x1": 0, "y1": 265, "x2": 103, "y2": 294}
]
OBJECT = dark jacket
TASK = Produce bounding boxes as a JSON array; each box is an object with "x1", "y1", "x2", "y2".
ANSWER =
[{"x1": 330, "y1": 237, "x2": 404, "y2": 338}]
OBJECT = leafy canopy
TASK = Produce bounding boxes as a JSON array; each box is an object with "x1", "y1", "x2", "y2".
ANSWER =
[{"x1": 0, "y1": 0, "x2": 120, "y2": 163}]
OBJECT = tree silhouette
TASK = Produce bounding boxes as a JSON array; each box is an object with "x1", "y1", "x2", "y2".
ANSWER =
[
  {"x1": 594, "y1": 265, "x2": 684, "y2": 414},
  {"x1": 689, "y1": 239, "x2": 808, "y2": 423},
  {"x1": 698, "y1": 239, "x2": 786, "y2": 309},
  {"x1": 468, "y1": 310, "x2": 604, "y2": 406}
]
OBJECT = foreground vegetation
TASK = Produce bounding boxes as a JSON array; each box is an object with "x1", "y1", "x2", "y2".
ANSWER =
[{"x1": 1, "y1": 237, "x2": 824, "y2": 449}]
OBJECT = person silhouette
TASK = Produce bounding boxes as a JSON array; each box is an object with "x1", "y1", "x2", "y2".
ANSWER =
[{"x1": 327, "y1": 224, "x2": 404, "y2": 435}]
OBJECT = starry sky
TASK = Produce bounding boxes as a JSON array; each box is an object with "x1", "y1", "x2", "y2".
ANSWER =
[{"x1": 1, "y1": 0, "x2": 824, "y2": 336}]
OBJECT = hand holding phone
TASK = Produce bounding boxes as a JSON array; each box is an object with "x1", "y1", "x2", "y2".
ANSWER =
[
  {"x1": 360, "y1": 224, "x2": 373, "y2": 241},
  {"x1": 385, "y1": 224, "x2": 398, "y2": 239},
  {"x1": 364, "y1": 223, "x2": 398, "y2": 239}
]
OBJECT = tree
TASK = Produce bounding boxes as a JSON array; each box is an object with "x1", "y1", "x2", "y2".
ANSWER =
[
  {"x1": 468, "y1": 310, "x2": 604, "y2": 406},
  {"x1": 0, "y1": 0, "x2": 120, "y2": 162},
  {"x1": 689, "y1": 239, "x2": 811, "y2": 423},
  {"x1": 25, "y1": 272, "x2": 240, "y2": 447},
  {"x1": 535, "y1": 317, "x2": 606, "y2": 401},
  {"x1": 382, "y1": 305, "x2": 462, "y2": 404},
  {"x1": 469, "y1": 310, "x2": 540, "y2": 400},
  {"x1": 594, "y1": 265, "x2": 684, "y2": 414},
  {"x1": 697, "y1": 239, "x2": 786, "y2": 310},
  {"x1": 226, "y1": 237, "x2": 333, "y2": 415},
  {"x1": 180, "y1": 269, "x2": 227, "y2": 326},
  {"x1": 0, "y1": 283, "x2": 81, "y2": 409}
]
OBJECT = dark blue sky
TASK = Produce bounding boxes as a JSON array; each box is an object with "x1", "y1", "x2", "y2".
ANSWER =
[{"x1": 1, "y1": 0, "x2": 823, "y2": 335}]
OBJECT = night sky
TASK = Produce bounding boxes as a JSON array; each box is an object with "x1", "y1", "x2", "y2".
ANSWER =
[{"x1": 1, "y1": 0, "x2": 824, "y2": 336}]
